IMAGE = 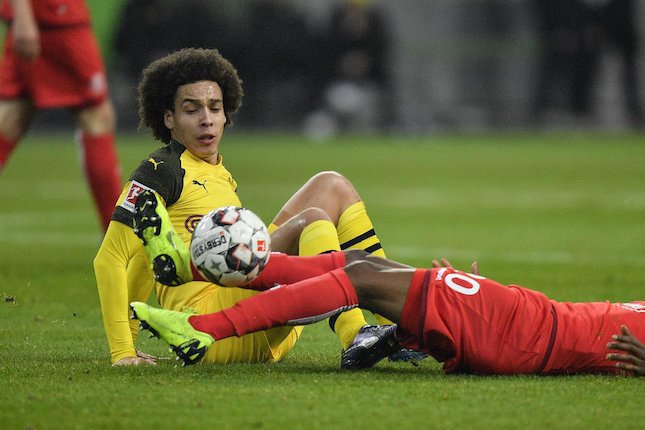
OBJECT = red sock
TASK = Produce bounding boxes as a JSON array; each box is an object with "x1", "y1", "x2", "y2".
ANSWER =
[
  {"x1": 190, "y1": 249, "x2": 346, "y2": 286},
  {"x1": 78, "y1": 132, "x2": 122, "y2": 231},
  {"x1": 189, "y1": 268, "x2": 359, "y2": 339},
  {"x1": 242, "y1": 251, "x2": 347, "y2": 290},
  {"x1": 0, "y1": 133, "x2": 18, "y2": 170}
]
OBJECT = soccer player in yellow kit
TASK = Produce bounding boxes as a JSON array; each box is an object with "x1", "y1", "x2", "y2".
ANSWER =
[{"x1": 94, "y1": 48, "x2": 396, "y2": 366}]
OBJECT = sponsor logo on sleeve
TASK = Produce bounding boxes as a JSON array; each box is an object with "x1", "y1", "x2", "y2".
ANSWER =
[{"x1": 121, "y1": 180, "x2": 153, "y2": 213}]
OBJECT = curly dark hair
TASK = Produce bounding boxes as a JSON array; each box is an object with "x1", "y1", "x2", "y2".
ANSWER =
[{"x1": 137, "y1": 48, "x2": 244, "y2": 143}]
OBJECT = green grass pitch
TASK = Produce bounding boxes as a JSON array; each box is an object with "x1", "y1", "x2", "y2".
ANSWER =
[{"x1": 1, "y1": 131, "x2": 644, "y2": 429}]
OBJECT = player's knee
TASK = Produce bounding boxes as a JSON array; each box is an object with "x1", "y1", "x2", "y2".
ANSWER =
[
  {"x1": 308, "y1": 171, "x2": 361, "y2": 218},
  {"x1": 76, "y1": 100, "x2": 116, "y2": 135},
  {"x1": 0, "y1": 100, "x2": 35, "y2": 139},
  {"x1": 308, "y1": 171, "x2": 356, "y2": 196}
]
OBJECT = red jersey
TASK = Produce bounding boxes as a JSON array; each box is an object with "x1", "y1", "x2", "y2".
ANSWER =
[
  {"x1": 0, "y1": 0, "x2": 90, "y2": 27},
  {"x1": 398, "y1": 268, "x2": 645, "y2": 375}
]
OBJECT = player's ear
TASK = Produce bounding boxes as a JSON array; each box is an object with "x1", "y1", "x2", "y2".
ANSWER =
[{"x1": 164, "y1": 109, "x2": 174, "y2": 130}]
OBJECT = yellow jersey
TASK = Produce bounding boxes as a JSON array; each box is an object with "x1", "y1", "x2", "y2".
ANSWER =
[{"x1": 95, "y1": 140, "x2": 299, "y2": 364}]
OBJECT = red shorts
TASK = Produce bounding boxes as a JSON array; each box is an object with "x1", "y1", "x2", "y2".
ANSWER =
[
  {"x1": 397, "y1": 268, "x2": 645, "y2": 375},
  {"x1": 0, "y1": 26, "x2": 108, "y2": 109}
]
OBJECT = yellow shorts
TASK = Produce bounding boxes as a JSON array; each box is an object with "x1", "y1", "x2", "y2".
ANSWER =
[{"x1": 185, "y1": 285, "x2": 302, "y2": 364}]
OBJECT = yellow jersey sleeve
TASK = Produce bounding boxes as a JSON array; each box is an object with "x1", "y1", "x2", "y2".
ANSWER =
[{"x1": 94, "y1": 220, "x2": 154, "y2": 364}]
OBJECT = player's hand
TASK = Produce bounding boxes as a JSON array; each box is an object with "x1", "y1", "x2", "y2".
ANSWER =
[
  {"x1": 11, "y1": 9, "x2": 41, "y2": 61},
  {"x1": 136, "y1": 350, "x2": 158, "y2": 362},
  {"x1": 431, "y1": 257, "x2": 479, "y2": 275},
  {"x1": 470, "y1": 261, "x2": 479, "y2": 276},
  {"x1": 606, "y1": 325, "x2": 645, "y2": 376},
  {"x1": 112, "y1": 351, "x2": 157, "y2": 366}
]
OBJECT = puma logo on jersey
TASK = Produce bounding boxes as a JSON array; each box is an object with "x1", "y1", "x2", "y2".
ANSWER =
[
  {"x1": 148, "y1": 158, "x2": 164, "y2": 170},
  {"x1": 192, "y1": 179, "x2": 208, "y2": 192}
]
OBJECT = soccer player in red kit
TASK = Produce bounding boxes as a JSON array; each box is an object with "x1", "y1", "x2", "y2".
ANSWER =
[
  {"x1": 0, "y1": 0, "x2": 121, "y2": 231},
  {"x1": 130, "y1": 250, "x2": 645, "y2": 376}
]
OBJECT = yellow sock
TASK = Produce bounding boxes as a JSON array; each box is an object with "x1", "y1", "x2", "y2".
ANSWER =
[
  {"x1": 337, "y1": 201, "x2": 393, "y2": 326},
  {"x1": 298, "y1": 219, "x2": 342, "y2": 256},
  {"x1": 337, "y1": 201, "x2": 386, "y2": 257},
  {"x1": 329, "y1": 309, "x2": 370, "y2": 350}
]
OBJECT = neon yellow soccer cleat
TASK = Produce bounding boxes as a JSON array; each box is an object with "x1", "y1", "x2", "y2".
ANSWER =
[
  {"x1": 132, "y1": 190, "x2": 192, "y2": 286},
  {"x1": 130, "y1": 302, "x2": 214, "y2": 366}
]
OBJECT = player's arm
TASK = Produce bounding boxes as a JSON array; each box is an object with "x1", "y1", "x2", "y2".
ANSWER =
[
  {"x1": 9, "y1": 0, "x2": 40, "y2": 60},
  {"x1": 94, "y1": 220, "x2": 156, "y2": 365},
  {"x1": 606, "y1": 325, "x2": 645, "y2": 376}
]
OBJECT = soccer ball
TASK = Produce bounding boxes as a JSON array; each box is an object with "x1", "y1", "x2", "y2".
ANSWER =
[{"x1": 190, "y1": 206, "x2": 271, "y2": 287}]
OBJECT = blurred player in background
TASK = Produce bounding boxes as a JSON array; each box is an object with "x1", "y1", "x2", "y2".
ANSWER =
[
  {"x1": 0, "y1": 0, "x2": 121, "y2": 231},
  {"x1": 131, "y1": 251, "x2": 645, "y2": 376},
  {"x1": 94, "y1": 48, "x2": 402, "y2": 366}
]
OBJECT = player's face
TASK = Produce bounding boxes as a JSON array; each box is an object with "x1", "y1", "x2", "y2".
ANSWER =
[{"x1": 164, "y1": 80, "x2": 227, "y2": 165}]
